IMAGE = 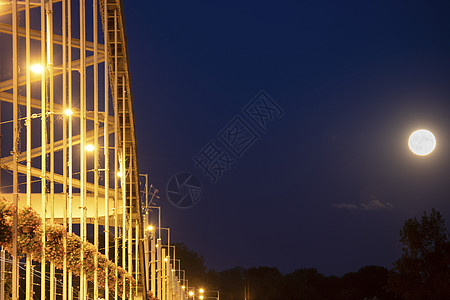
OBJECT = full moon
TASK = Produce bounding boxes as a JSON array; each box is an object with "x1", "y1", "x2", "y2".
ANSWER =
[{"x1": 408, "y1": 129, "x2": 436, "y2": 156}]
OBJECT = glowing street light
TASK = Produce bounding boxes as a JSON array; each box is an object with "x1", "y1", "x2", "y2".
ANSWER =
[
  {"x1": 30, "y1": 64, "x2": 44, "y2": 74},
  {"x1": 189, "y1": 291, "x2": 194, "y2": 297},
  {"x1": 147, "y1": 225, "x2": 154, "y2": 231},
  {"x1": 84, "y1": 144, "x2": 95, "y2": 152},
  {"x1": 199, "y1": 296, "x2": 204, "y2": 300},
  {"x1": 197, "y1": 288, "x2": 220, "y2": 300},
  {"x1": 64, "y1": 109, "x2": 73, "y2": 116}
]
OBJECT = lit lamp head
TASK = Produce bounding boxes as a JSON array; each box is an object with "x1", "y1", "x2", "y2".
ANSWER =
[
  {"x1": 199, "y1": 296, "x2": 204, "y2": 300},
  {"x1": 147, "y1": 225, "x2": 154, "y2": 231},
  {"x1": 30, "y1": 64, "x2": 44, "y2": 74},
  {"x1": 199, "y1": 288, "x2": 204, "y2": 294},
  {"x1": 84, "y1": 144, "x2": 95, "y2": 152},
  {"x1": 182, "y1": 285, "x2": 186, "y2": 290},
  {"x1": 64, "y1": 109, "x2": 73, "y2": 116},
  {"x1": 188, "y1": 291, "x2": 194, "y2": 297}
]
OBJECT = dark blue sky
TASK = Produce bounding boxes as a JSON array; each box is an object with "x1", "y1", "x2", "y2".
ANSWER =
[{"x1": 124, "y1": 0, "x2": 450, "y2": 275}]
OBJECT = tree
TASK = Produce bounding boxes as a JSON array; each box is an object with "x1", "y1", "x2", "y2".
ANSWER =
[
  {"x1": 284, "y1": 268, "x2": 328, "y2": 300},
  {"x1": 217, "y1": 267, "x2": 246, "y2": 300},
  {"x1": 338, "y1": 266, "x2": 394, "y2": 300},
  {"x1": 174, "y1": 242, "x2": 210, "y2": 288},
  {"x1": 387, "y1": 208, "x2": 450, "y2": 299},
  {"x1": 246, "y1": 266, "x2": 283, "y2": 300}
]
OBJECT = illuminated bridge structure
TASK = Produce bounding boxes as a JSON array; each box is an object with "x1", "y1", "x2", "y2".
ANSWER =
[{"x1": 0, "y1": 1, "x2": 180, "y2": 299}]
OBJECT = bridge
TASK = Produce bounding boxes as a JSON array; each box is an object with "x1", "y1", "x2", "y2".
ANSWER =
[{"x1": 0, "y1": 1, "x2": 185, "y2": 299}]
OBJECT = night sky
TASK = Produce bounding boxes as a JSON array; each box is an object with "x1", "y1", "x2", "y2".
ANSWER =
[{"x1": 124, "y1": 0, "x2": 450, "y2": 276}]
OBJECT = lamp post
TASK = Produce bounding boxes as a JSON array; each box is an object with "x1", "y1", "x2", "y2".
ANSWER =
[
  {"x1": 143, "y1": 205, "x2": 161, "y2": 297},
  {"x1": 163, "y1": 245, "x2": 177, "y2": 268},
  {"x1": 145, "y1": 224, "x2": 156, "y2": 294},
  {"x1": 174, "y1": 258, "x2": 183, "y2": 298},
  {"x1": 180, "y1": 270, "x2": 186, "y2": 289},
  {"x1": 200, "y1": 289, "x2": 220, "y2": 300},
  {"x1": 160, "y1": 227, "x2": 170, "y2": 300},
  {"x1": 181, "y1": 282, "x2": 186, "y2": 300},
  {"x1": 140, "y1": 173, "x2": 151, "y2": 294},
  {"x1": 160, "y1": 227, "x2": 171, "y2": 251},
  {"x1": 149, "y1": 206, "x2": 161, "y2": 240},
  {"x1": 188, "y1": 289, "x2": 195, "y2": 300}
]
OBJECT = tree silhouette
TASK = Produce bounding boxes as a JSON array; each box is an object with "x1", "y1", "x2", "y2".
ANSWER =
[
  {"x1": 174, "y1": 242, "x2": 213, "y2": 288},
  {"x1": 338, "y1": 266, "x2": 392, "y2": 300},
  {"x1": 387, "y1": 208, "x2": 450, "y2": 299},
  {"x1": 246, "y1": 266, "x2": 283, "y2": 300}
]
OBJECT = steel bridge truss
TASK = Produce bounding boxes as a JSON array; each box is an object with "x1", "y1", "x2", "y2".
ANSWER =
[{"x1": 0, "y1": 0, "x2": 144, "y2": 299}]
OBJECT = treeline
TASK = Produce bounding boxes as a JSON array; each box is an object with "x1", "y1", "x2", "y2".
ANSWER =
[
  {"x1": 176, "y1": 209, "x2": 450, "y2": 300},
  {"x1": 194, "y1": 265, "x2": 395, "y2": 300},
  {"x1": 175, "y1": 242, "x2": 397, "y2": 300}
]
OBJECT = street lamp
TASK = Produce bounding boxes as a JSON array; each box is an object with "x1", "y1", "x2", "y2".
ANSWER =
[
  {"x1": 30, "y1": 63, "x2": 44, "y2": 73},
  {"x1": 64, "y1": 109, "x2": 73, "y2": 116},
  {"x1": 84, "y1": 144, "x2": 95, "y2": 152},
  {"x1": 180, "y1": 270, "x2": 186, "y2": 288},
  {"x1": 200, "y1": 289, "x2": 220, "y2": 300}
]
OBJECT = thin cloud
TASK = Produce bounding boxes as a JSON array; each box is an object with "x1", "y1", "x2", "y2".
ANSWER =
[
  {"x1": 360, "y1": 199, "x2": 393, "y2": 211},
  {"x1": 334, "y1": 199, "x2": 393, "y2": 211}
]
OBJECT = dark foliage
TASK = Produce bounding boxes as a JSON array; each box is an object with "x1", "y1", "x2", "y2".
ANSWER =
[
  {"x1": 212, "y1": 265, "x2": 397, "y2": 300},
  {"x1": 172, "y1": 210, "x2": 450, "y2": 300},
  {"x1": 175, "y1": 242, "x2": 398, "y2": 300},
  {"x1": 387, "y1": 208, "x2": 450, "y2": 300}
]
